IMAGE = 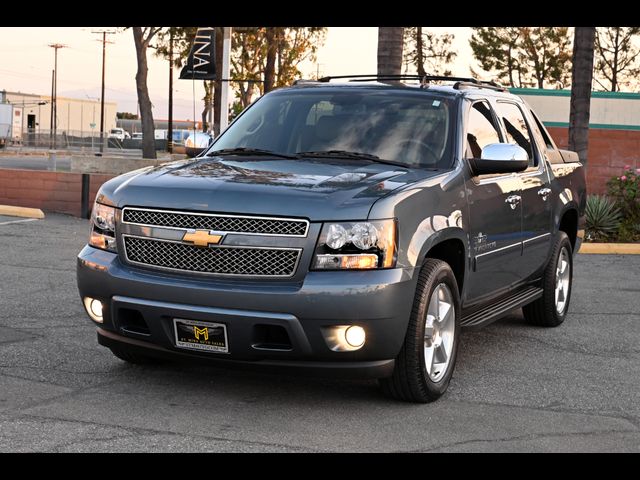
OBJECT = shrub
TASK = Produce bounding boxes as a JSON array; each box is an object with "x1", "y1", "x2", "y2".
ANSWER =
[
  {"x1": 585, "y1": 195, "x2": 622, "y2": 242},
  {"x1": 606, "y1": 165, "x2": 640, "y2": 242}
]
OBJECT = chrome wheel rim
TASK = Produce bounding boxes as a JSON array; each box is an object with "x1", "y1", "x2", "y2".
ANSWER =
[
  {"x1": 424, "y1": 283, "x2": 455, "y2": 382},
  {"x1": 555, "y1": 247, "x2": 571, "y2": 314}
]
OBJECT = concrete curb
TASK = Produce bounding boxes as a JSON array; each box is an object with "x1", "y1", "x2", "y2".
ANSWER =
[
  {"x1": 0, "y1": 205, "x2": 45, "y2": 219},
  {"x1": 579, "y1": 243, "x2": 640, "y2": 254}
]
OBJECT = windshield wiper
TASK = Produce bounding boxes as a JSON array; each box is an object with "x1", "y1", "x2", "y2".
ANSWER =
[
  {"x1": 296, "y1": 150, "x2": 410, "y2": 169},
  {"x1": 206, "y1": 147, "x2": 299, "y2": 159}
]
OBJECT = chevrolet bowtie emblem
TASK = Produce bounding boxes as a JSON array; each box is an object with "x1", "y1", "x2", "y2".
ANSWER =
[{"x1": 182, "y1": 230, "x2": 223, "y2": 247}]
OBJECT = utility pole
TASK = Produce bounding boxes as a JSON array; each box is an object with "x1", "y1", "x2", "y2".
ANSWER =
[
  {"x1": 167, "y1": 28, "x2": 174, "y2": 153},
  {"x1": 48, "y1": 43, "x2": 67, "y2": 150},
  {"x1": 49, "y1": 70, "x2": 54, "y2": 148},
  {"x1": 92, "y1": 30, "x2": 116, "y2": 153}
]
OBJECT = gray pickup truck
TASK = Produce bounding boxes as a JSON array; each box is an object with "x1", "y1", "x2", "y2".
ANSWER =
[{"x1": 77, "y1": 75, "x2": 586, "y2": 402}]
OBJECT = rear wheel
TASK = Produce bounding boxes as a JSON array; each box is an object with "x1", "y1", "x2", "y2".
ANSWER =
[
  {"x1": 379, "y1": 259, "x2": 460, "y2": 403},
  {"x1": 523, "y1": 231, "x2": 573, "y2": 327}
]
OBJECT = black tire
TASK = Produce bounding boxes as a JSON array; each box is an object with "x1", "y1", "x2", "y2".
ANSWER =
[
  {"x1": 379, "y1": 259, "x2": 461, "y2": 403},
  {"x1": 109, "y1": 345, "x2": 161, "y2": 365},
  {"x1": 523, "y1": 231, "x2": 573, "y2": 327}
]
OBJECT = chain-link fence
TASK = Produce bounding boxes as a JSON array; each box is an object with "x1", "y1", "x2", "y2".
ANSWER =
[{"x1": 11, "y1": 130, "x2": 169, "y2": 152}]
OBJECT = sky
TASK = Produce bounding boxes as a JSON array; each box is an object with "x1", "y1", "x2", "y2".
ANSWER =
[{"x1": 0, "y1": 27, "x2": 474, "y2": 121}]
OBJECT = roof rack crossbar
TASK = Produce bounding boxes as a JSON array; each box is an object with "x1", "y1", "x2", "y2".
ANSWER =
[
  {"x1": 453, "y1": 81, "x2": 507, "y2": 92},
  {"x1": 317, "y1": 74, "x2": 483, "y2": 84},
  {"x1": 315, "y1": 74, "x2": 506, "y2": 92}
]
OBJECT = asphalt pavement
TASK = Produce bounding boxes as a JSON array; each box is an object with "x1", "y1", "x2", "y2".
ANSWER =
[{"x1": 0, "y1": 213, "x2": 638, "y2": 452}]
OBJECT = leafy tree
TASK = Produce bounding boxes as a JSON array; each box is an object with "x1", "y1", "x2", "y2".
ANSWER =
[
  {"x1": 569, "y1": 27, "x2": 596, "y2": 166},
  {"x1": 470, "y1": 27, "x2": 572, "y2": 88},
  {"x1": 403, "y1": 28, "x2": 456, "y2": 76},
  {"x1": 378, "y1": 27, "x2": 404, "y2": 76},
  {"x1": 231, "y1": 28, "x2": 264, "y2": 108},
  {"x1": 594, "y1": 27, "x2": 640, "y2": 91},
  {"x1": 117, "y1": 112, "x2": 138, "y2": 120},
  {"x1": 520, "y1": 27, "x2": 572, "y2": 88},
  {"x1": 273, "y1": 28, "x2": 326, "y2": 87},
  {"x1": 470, "y1": 27, "x2": 524, "y2": 87},
  {"x1": 132, "y1": 27, "x2": 162, "y2": 159},
  {"x1": 238, "y1": 27, "x2": 326, "y2": 95}
]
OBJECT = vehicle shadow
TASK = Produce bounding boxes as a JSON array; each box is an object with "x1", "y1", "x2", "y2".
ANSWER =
[{"x1": 103, "y1": 310, "x2": 533, "y2": 406}]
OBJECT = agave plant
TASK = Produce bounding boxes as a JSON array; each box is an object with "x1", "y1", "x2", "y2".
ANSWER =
[{"x1": 585, "y1": 195, "x2": 622, "y2": 241}]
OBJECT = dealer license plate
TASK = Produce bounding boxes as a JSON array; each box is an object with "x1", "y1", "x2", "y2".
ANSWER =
[{"x1": 173, "y1": 318, "x2": 229, "y2": 353}]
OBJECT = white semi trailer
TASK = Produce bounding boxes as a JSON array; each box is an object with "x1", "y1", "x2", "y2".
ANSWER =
[{"x1": 0, "y1": 102, "x2": 13, "y2": 148}]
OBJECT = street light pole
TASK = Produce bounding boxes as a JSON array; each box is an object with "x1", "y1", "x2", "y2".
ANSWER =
[
  {"x1": 48, "y1": 43, "x2": 67, "y2": 150},
  {"x1": 167, "y1": 28, "x2": 174, "y2": 153},
  {"x1": 49, "y1": 69, "x2": 54, "y2": 148},
  {"x1": 219, "y1": 27, "x2": 231, "y2": 133},
  {"x1": 93, "y1": 30, "x2": 115, "y2": 153}
]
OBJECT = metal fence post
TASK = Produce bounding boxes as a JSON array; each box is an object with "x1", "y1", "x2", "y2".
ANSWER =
[{"x1": 81, "y1": 173, "x2": 91, "y2": 219}]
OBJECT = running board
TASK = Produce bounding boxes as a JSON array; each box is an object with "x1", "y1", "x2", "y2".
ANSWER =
[{"x1": 461, "y1": 286, "x2": 543, "y2": 330}]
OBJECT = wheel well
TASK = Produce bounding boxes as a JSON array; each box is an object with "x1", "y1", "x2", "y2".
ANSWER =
[
  {"x1": 559, "y1": 209, "x2": 578, "y2": 251},
  {"x1": 426, "y1": 239, "x2": 465, "y2": 295}
]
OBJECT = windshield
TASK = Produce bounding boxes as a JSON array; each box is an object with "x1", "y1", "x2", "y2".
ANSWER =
[
  {"x1": 110, "y1": 129, "x2": 120, "y2": 134},
  {"x1": 209, "y1": 89, "x2": 456, "y2": 169}
]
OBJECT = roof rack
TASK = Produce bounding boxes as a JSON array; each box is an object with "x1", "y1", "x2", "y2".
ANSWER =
[{"x1": 314, "y1": 74, "x2": 507, "y2": 92}]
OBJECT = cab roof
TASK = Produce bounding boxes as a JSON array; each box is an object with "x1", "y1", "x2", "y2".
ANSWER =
[{"x1": 288, "y1": 74, "x2": 518, "y2": 101}]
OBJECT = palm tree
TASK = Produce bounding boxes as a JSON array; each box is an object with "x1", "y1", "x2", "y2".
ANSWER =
[
  {"x1": 377, "y1": 27, "x2": 404, "y2": 76},
  {"x1": 568, "y1": 27, "x2": 596, "y2": 166}
]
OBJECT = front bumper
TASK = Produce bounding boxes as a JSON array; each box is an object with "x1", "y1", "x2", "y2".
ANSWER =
[{"x1": 77, "y1": 246, "x2": 418, "y2": 378}]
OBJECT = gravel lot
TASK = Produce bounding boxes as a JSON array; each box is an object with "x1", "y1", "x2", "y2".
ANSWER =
[{"x1": 0, "y1": 213, "x2": 638, "y2": 452}]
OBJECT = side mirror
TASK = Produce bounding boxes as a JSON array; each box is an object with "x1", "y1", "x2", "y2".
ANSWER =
[{"x1": 468, "y1": 143, "x2": 529, "y2": 175}]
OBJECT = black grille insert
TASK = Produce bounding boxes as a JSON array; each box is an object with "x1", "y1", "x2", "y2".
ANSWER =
[{"x1": 124, "y1": 236, "x2": 300, "y2": 277}]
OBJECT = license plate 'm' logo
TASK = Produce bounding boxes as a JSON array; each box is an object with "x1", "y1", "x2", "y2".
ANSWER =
[{"x1": 193, "y1": 326, "x2": 209, "y2": 341}]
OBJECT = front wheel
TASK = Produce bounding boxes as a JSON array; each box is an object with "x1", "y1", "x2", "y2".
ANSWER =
[
  {"x1": 523, "y1": 231, "x2": 573, "y2": 327},
  {"x1": 379, "y1": 259, "x2": 461, "y2": 403}
]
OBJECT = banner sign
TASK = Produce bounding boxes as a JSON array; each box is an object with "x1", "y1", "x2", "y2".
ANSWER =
[{"x1": 179, "y1": 27, "x2": 216, "y2": 80}]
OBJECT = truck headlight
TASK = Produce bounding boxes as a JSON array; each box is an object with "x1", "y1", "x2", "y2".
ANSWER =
[
  {"x1": 89, "y1": 202, "x2": 117, "y2": 252},
  {"x1": 312, "y1": 219, "x2": 397, "y2": 270}
]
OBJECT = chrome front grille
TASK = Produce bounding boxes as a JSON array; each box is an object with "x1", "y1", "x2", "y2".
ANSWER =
[
  {"x1": 123, "y1": 236, "x2": 301, "y2": 277},
  {"x1": 122, "y1": 208, "x2": 308, "y2": 237}
]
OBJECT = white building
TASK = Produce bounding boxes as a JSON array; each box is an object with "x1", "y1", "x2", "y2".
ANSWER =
[{"x1": 2, "y1": 90, "x2": 117, "y2": 142}]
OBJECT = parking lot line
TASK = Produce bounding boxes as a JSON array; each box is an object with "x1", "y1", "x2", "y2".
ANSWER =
[{"x1": 0, "y1": 218, "x2": 39, "y2": 226}]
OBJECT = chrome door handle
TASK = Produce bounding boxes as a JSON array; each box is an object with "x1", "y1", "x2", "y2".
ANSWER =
[
  {"x1": 538, "y1": 187, "x2": 552, "y2": 201},
  {"x1": 505, "y1": 195, "x2": 521, "y2": 210}
]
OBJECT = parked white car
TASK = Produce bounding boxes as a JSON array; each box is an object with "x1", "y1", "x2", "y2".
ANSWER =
[
  {"x1": 185, "y1": 131, "x2": 214, "y2": 157},
  {"x1": 108, "y1": 128, "x2": 131, "y2": 141}
]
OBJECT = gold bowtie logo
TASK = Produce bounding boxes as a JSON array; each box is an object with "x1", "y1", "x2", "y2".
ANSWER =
[{"x1": 182, "y1": 230, "x2": 223, "y2": 247}]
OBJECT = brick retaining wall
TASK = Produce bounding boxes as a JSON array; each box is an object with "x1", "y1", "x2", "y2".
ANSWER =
[
  {"x1": 547, "y1": 127, "x2": 639, "y2": 195},
  {"x1": 1, "y1": 129, "x2": 638, "y2": 217},
  {"x1": 0, "y1": 169, "x2": 115, "y2": 217}
]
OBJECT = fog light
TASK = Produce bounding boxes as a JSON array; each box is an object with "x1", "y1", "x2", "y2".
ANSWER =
[
  {"x1": 345, "y1": 325, "x2": 366, "y2": 348},
  {"x1": 83, "y1": 297, "x2": 104, "y2": 323},
  {"x1": 321, "y1": 325, "x2": 366, "y2": 352}
]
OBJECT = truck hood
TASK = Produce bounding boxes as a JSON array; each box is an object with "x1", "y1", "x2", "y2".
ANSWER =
[{"x1": 102, "y1": 156, "x2": 437, "y2": 221}]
